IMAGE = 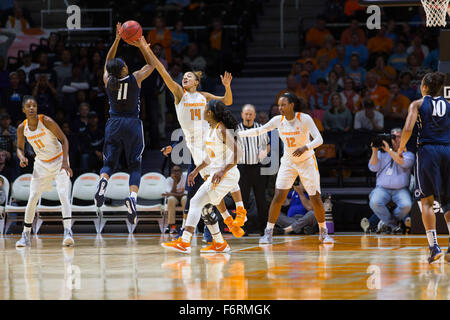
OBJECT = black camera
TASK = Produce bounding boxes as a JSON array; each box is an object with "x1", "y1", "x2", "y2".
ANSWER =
[{"x1": 372, "y1": 133, "x2": 394, "y2": 150}]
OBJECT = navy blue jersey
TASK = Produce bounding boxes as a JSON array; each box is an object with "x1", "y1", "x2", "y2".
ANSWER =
[
  {"x1": 417, "y1": 96, "x2": 450, "y2": 145},
  {"x1": 106, "y1": 74, "x2": 140, "y2": 118}
]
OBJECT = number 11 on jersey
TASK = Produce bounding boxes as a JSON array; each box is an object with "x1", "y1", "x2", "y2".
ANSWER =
[{"x1": 117, "y1": 83, "x2": 128, "y2": 100}]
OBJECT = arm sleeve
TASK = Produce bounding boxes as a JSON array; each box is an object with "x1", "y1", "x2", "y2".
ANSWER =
[
  {"x1": 304, "y1": 114, "x2": 323, "y2": 150},
  {"x1": 238, "y1": 116, "x2": 280, "y2": 138}
]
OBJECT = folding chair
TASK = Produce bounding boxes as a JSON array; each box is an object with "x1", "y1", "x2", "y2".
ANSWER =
[
  {"x1": 0, "y1": 175, "x2": 10, "y2": 234},
  {"x1": 4, "y1": 174, "x2": 32, "y2": 234},
  {"x1": 136, "y1": 172, "x2": 166, "y2": 233},
  {"x1": 70, "y1": 173, "x2": 101, "y2": 233}
]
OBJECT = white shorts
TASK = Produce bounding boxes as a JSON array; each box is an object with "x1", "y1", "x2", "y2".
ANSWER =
[
  {"x1": 196, "y1": 166, "x2": 240, "y2": 205},
  {"x1": 31, "y1": 156, "x2": 70, "y2": 195},
  {"x1": 275, "y1": 155, "x2": 321, "y2": 195},
  {"x1": 187, "y1": 142, "x2": 210, "y2": 178}
]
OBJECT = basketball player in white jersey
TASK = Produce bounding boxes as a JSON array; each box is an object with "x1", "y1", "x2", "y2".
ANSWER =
[
  {"x1": 143, "y1": 44, "x2": 247, "y2": 239},
  {"x1": 16, "y1": 96, "x2": 74, "y2": 247},
  {"x1": 162, "y1": 100, "x2": 242, "y2": 253},
  {"x1": 238, "y1": 92, "x2": 334, "y2": 244}
]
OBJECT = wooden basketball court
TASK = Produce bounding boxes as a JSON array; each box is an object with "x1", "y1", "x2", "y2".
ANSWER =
[{"x1": 0, "y1": 233, "x2": 448, "y2": 300}]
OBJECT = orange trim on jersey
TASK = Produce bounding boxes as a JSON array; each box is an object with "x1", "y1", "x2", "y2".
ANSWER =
[
  {"x1": 215, "y1": 122, "x2": 221, "y2": 129},
  {"x1": 23, "y1": 119, "x2": 27, "y2": 127},
  {"x1": 38, "y1": 114, "x2": 43, "y2": 123},
  {"x1": 313, "y1": 154, "x2": 319, "y2": 172},
  {"x1": 296, "y1": 112, "x2": 301, "y2": 121},
  {"x1": 281, "y1": 115, "x2": 285, "y2": 122},
  {"x1": 41, "y1": 152, "x2": 63, "y2": 163}
]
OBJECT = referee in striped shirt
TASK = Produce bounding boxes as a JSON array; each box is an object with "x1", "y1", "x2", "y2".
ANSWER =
[{"x1": 237, "y1": 104, "x2": 270, "y2": 235}]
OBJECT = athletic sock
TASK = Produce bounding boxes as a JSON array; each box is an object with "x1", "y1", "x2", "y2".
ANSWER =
[
  {"x1": 266, "y1": 222, "x2": 275, "y2": 230},
  {"x1": 130, "y1": 192, "x2": 137, "y2": 200},
  {"x1": 181, "y1": 230, "x2": 192, "y2": 243},
  {"x1": 426, "y1": 229, "x2": 438, "y2": 247},
  {"x1": 235, "y1": 201, "x2": 244, "y2": 209},
  {"x1": 318, "y1": 222, "x2": 326, "y2": 230},
  {"x1": 182, "y1": 218, "x2": 186, "y2": 229},
  {"x1": 63, "y1": 218, "x2": 72, "y2": 230},
  {"x1": 220, "y1": 210, "x2": 231, "y2": 220},
  {"x1": 208, "y1": 222, "x2": 224, "y2": 243}
]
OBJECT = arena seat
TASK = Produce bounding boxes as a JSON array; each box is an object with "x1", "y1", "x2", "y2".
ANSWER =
[
  {"x1": 0, "y1": 175, "x2": 10, "y2": 234},
  {"x1": 4, "y1": 174, "x2": 31, "y2": 234},
  {"x1": 70, "y1": 173, "x2": 101, "y2": 233}
]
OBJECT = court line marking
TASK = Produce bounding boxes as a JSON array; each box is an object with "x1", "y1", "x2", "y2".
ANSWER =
[{"x1": 229, "y1": 236, "x2": 305, "y2": 253}]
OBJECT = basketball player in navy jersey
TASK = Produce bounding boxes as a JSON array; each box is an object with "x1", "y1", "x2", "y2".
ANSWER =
[
  {"x1": 94, "y1": 23, "x2": 155, "y2": 224},
  {"x1": 398, "y1": 72, "x2": 450, "y2": 263}
]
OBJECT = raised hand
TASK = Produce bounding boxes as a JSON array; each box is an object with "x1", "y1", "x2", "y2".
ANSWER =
[
  {"x1": 116, "y1": 22, "x2": 122, "y2": 39},
  {"x1": 220, "y1": 71, "x2": 232, "y2": 87}
]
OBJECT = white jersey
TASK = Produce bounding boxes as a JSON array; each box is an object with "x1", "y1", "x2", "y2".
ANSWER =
[
  {"x1": 175, "y1": 90, "x2": 209, "y2": 149},
  {"x1": 239, "y1": 112, "x2": 323, "y2": 164},
  {"x1": 23, "y1": 114, "x2": 63, "y2": 162},
  {"x1": 205, "y1": 122, "x2": 234, "y2": 172}
]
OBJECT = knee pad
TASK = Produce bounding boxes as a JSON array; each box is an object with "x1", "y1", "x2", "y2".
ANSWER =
[{"x1": 201, "y1": 204, "x2": 219, "y2": 225}]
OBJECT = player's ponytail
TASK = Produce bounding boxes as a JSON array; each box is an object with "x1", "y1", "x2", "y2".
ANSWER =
[
  {"x1": 208, "y1": 99, "x2": 238, "y2": 130},
  {"x1": 106, "y1": 58, "x2": 124, "y2": 91},
  {"x1": 423, "y1": 72, "x2": 446, "y2": 96}
]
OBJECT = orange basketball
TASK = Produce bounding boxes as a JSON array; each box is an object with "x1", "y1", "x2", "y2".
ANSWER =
[{"x1": 119, "y1": 20, "x2": 142, "y2": 44}]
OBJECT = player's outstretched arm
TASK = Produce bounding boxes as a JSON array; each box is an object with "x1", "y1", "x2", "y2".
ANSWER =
[
  {"x1": 200, "y1": 72, "x2": 233, "y2": 105},
  {"x1": 238, "y1": 115, "x2": 280, "y2": 138},
  {"x1": 16, "y1": 123, "x2": 28, "y2": 168},
  {"x1": 130, "y1": 36, "x2": 155, "y2": 86},
  {"x1": 142, "y1": 43, "x2": 184, "y2": 104},
  {"x1": 103, "y1": 22, "x2": 122, "y2": 86},
  {"x1": 398, "y1": 99, "x2": 421, "y2": 156},
  {"x1": 42, "y1": 116, "x2": 73, "y2": 177}
]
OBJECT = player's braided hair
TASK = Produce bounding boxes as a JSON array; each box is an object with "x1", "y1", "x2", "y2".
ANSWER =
[
  {"x1": 106, "y1": 58, "x2": 125, "y2": 91},
  {"x1": 208, "y1": 99, "x2": 238, "y2": 130},
  {"x1": 282, "y1": 92, "x2": 302, "y2": 112},
  {"x1": 423, "y1": 72, "x2": 446, "y2": 96}
]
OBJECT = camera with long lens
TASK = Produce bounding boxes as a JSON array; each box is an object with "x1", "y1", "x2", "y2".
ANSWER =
[{"x1": 371, "y1": 133, "x2": 394, "y2": 151}]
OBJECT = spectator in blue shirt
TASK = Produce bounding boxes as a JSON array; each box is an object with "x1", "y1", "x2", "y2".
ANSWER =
[
  {"x1": 422, "y1": 48, "x2": 439, "y2": 71},
  {"x1": 346, "y1": 54, "x2": 366, "y2": 88},
  {"x1": 388, "y1": 41, "x2": 408, "y2": 72},
  {"x1": 171, "y1": 20, "x2": 190, "y2": 55},
  {"x1": 275, "y1": 181, "x2": 317, "y2": 234},
  {"x1": 368, "y1": 128, "x2": 415, "y2": 233},
  {"x1": 345, "y1": 33, "x2": 368, "y2": 66},
  {"x1": 329, "y1": 44, "x2": 348, "y2": 69},
  {"x1": 310, "y1": 55, "x2": 330, "y2": 85},
  {"x1": 399, "y1": 71, "x2": 417, "y2": 101}
]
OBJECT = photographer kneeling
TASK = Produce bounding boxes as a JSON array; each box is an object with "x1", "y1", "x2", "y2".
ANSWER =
[{"x1": 368, "y1": 128, "x2": 415, "y2": 233}]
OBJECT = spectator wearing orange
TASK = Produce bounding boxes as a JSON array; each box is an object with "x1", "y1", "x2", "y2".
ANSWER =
[
  {"x1": 146, "y1": 16, "x2": 173, "y2": 63},
  {"x1": 344, "y1": 0, "x2": 365, "y2": 17},
  {"x1": 303, "y1": 58, "x2": 316, "y2": 76},
  {"x1": 340, "y1": 77, "x2": 360, "y2": 113},
  {"x1": 296, "y1": 71, "x2": 317, "y2": 104},
  {"x1": 305, "y1": 16, "x2": 332, "y2": 48},
  {"x1": 340, "y1": 19, "x2": 366, "y2": 46},
  {"x1": 383, "y1": 82, "x2": 410, "y2": 129},
  {"x1": 275, "y1": 75, "x2": 301, "y2": 103},
  {"x1": 370, "y1": 55, "x2": 397, "y2": 87},
  {"x1": 367, "y1": 27, "x2": 394, "y2": 54},
  {"x1": 316, "y1": 34, "x2": 337, "y2": 61},
  {"x1": 362, "y1": 72, "x2": 389, "y2": 112},
  {"x1": 296, "y1": 47, "x2": 317, "y2": 67}
]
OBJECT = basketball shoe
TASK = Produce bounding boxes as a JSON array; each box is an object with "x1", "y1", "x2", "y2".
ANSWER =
[
  {"x1": 428, "y1": 244, "x2": 443, "y2": 264},
  {"x1": 200, "y1": 240, "x2": 231, "y2": 253},
  {"x1": 16, "y1": 231, "x2": 31, "y2": 247},
  {"x1": 232, "y1": 206, "x2": 247, "y2": 228},
  {"x1": 259, "y1": 228, "x2": 273, "y2": 244},
  {"x1": 125, "y1": 196, "x2": 137, "y2": 224},
  {"x1": 94, "y1": 178, "x2": 108, "y2": 207},
  {"x1": 319, "y1": 228, "x2": 335, "y2": 244},
  {"x1": 223, "y1": 216, "x2": 244, "y2": 238},
  {"x1": 62, "y1": 228, "x2": 74, "y2": 246},
  {"x1": 161, "y1": 237, "x2": 191, "y2": 254}
]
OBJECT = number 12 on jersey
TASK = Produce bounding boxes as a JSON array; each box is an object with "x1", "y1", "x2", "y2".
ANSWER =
[{"x1": 190, "y1": 108, "x2": 201, "y2": 120}]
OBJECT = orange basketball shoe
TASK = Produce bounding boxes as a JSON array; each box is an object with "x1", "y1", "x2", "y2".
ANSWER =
[
  {"x1": 224, "y1": 216, "x2": 245, "y2": 238},
  {"x1": 233, "y1": 206, "x2": 247, "y2": 228},
  {"x1": 200, "y1": 240, "x2": 231, "y2": 253},
  {"x1": 161, "y1": 237, "x2": 191, "y2": 254}
]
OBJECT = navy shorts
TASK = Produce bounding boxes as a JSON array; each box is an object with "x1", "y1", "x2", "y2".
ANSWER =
[
  {"x1": 414, "y1": 144, "x2": 450, "y2": 211},
  {"x1": 102, "y1": 117, "x2": 144, "y2": 170}
]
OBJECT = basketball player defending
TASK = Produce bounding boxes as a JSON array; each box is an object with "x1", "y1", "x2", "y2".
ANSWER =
[
  {"x1": 398, "y1": 72, "x2": 450, "y2": 264},
  {"x1": 239, "y1": 93, "x2": 334, "y2": 244},
  {"x1": 143, "y1": 43, "x2": 247, "y2": 238},
  {"x1": 16, "y1": 96, "x2": 74, "y2": 247},
  {"x1": 94, "y1": 24, "x2": 155, "y2": 225},
  {"x1": 161, "y1": 100, "x2": 243, "y2": 253}
]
